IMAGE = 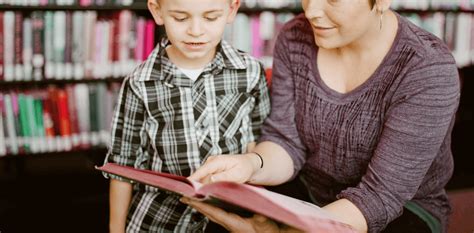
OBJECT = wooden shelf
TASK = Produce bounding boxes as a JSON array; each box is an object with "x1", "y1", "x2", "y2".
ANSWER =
[
  {"x1": 0, "y1": 147, "x2": 107, "y2": 159},
  {"x1": 0, "y1": 77, "x2": 124, "y2": 90},
  {"x1": 0, "y1": 3, "x2": 148, "y2": 11}
]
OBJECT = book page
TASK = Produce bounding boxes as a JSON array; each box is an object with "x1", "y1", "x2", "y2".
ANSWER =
[
  {"x1": 200, "y1": 182, "x2": 356, "y2": 233},
  {"x1": 97, "y1": 163, "x2": 198, "y2": 197}
]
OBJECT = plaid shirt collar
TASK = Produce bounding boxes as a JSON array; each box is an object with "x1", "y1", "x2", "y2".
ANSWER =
[{"x1": 147, "y1": 37, "x2": 247, "y2": 88}]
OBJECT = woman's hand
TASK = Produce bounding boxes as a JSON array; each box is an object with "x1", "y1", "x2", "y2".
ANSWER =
[
  {"x1": 180, "y1": 197, "x2": 281, "y2": 233},
  {"x1": 188, "y1": 153, "x2": 261, "y2": 184}
]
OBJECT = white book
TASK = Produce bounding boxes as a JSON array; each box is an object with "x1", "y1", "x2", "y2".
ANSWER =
[
  {"x1": 93, "y1": 21, "x2": 104, "y2": 79},
  {"x1": 23, "y1": 19, "x2": 33, "y2": 81},
  {"x1": 74, "y1": 84, "x2": 90, "y2": 147},
  {"x1": 471, "y1": 14, "x2": 474, "y2": 64},
  {"x1": 44, "y1": 11, "x2": 55, "y2": 79},
  {"x1": 84, "y1": 11, "x2": 97, "y2": 79},
  {"x1": 53, "y1": 11, "x2": 66, "y2": 80},
  {"x1": 453, "y1": 13, "x2": 472, "y2": 67},
  {"x1": 233, "y1": 13, "x2": 251, "y2": 53},
  {"x1": 118, "y1": 10, "x2": 132, "y2": 77},
  {"x1": 431, "y1": 13, "x2": 445, "y2": 41},
  {"x1": 3, "y1": 94, "x2": 18, "y2": 155},
  {"x1": 64, "y1": 12, "x2": 73, "y2": 80},
  {"x1": 3, "y1": 11, "x2": 15, "y2": 82},
  {"x1": 72, "y1": 11, "x2": 85, "y2": 80},
  {"x1": 0, "y1": 95, "x2": 6, "y2": 156},
  {"x1": 259, "y1": 11, "x2": 275, "y2": 40}
]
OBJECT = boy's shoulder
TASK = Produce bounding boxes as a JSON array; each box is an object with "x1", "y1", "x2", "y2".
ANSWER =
[{"x1": 220, "y1": 40, "x2": 264, "y2": 71}]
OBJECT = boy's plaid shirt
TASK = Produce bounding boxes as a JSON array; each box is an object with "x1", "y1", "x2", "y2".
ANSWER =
[{"x1": 104, "y1": 38, "x2": 270, "y2": 233}]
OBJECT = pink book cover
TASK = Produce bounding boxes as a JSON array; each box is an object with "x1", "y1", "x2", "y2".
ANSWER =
[
  {"x1": 97, "y1": 163, "x2": 357, "y2": 233},
  {"x1": 110, "y1": 13, "x2": 120, "y2": 67},
  {"x1": 251, "y1": 15, "x2": 263, "y2": 58},
  {"x1": 144, "y1": 20, "x2": 156, "y2": 60},
  {"x1": 80, "y1": 0, "x2": 92, "y2": 7},
  {"x1": 135, "y1": 17, "x2": 146, "y2": 62}
]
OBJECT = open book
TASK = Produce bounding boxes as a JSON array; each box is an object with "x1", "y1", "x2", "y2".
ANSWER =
[{"x1": 97, "y1": 163, "x2": 356, "y2": 233}]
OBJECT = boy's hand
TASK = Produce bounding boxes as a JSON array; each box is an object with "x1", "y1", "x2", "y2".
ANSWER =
[{"x1": 189, "y1": 153, "x2": 261, "y2": 184}]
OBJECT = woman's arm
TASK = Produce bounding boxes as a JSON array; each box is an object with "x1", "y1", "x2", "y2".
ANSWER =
[
  {"x1": 109, "y1": 179, "x2": 133, "y2": 233},
  {"x1": 189, "y1": 141, "x2": 294, "y2": 186}
]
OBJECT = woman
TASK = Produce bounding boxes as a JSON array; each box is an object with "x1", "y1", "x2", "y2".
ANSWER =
[{"x1": 182, "y1": 0, "x2": 460, "y2": 232}]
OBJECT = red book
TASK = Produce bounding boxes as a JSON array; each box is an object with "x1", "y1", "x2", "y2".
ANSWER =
[
  {"x1": 97, "y1": 163, "x2": 357, "y2": 233},
  {"x1": 47, "y1": 87, "x2": 61, "y2": 137},
  {"x1": 42, "y1": 97, "x2": 55, "y2": 137},
  {"x1": 65, "y1": 85, "x2": 79, "y2": 148},
  {"x1": 56, "y1": 89, "x2": 71, "y2": 137}
]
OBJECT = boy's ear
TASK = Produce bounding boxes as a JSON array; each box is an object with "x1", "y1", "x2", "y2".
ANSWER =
[
  {"x1": 148, "y1": 0, "x2": 164, "y2": 25},
  {"x1": 226, "y1": 0, "x2": 241, "y2": 24}
]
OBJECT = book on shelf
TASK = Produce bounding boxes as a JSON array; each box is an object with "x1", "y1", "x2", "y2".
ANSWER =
[
  {"x1": 97, "y1": 163, "x2": 357, "y2": 233},
  {"x1": 0, "y1": 94, "x2": 6, "y2": 156},
  {"x1": 0, "y1": 83, "x2": 120, "y2": 155}
]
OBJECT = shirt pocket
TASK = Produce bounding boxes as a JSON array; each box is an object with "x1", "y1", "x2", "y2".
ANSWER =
[{"x1": 215, "y1": 92, "x2": 255, "y2": 139}]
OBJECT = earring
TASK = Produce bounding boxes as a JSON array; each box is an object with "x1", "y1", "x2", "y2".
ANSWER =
[{"x1": 379, "y1": 9, "x2": 384, "y2": 30}]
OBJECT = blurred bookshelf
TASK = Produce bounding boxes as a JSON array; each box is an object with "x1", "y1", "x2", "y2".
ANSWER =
[{"x1": 0, "y1": 0, "x2": 472, "y2": 232}]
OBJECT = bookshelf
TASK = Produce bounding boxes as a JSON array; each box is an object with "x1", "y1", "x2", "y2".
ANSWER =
[
  {"x1": 0, "y1": 1, "x2": 472, "y2": 233},
  {"x1": 0, "y1": 2, "x2": 472, "y2": 161}
]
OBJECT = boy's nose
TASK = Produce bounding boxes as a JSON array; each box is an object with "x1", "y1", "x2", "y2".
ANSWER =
[
  {"x1": 303, "y1": 0, "x2": 325, "y2": 19},
  {"x1": 187, "y1": 20, "x2": 205, "y2": 37}
]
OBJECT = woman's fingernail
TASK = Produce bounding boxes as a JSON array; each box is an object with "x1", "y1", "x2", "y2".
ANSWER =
[{"x1": 180, "y1": 197, "x2": 189, "y2": 204}]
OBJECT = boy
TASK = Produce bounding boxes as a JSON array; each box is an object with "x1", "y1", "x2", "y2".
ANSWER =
[{"x1": 103, "y1": 0, "x2": 270, "y2": 232}]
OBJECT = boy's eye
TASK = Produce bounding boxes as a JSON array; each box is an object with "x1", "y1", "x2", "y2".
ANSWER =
[
  {"x1": 173, "y1": 16, "x2": 187, "y2": 22},
  {"x1": 205, "y1": 16, "x2": 218, "y2": 21}
]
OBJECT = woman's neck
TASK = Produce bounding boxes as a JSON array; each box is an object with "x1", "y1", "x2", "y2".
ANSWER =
[{"x1": 333, "y1": 10, "x2": 398, "y2": 61}]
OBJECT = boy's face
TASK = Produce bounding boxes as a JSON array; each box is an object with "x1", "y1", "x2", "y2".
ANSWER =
[{"x1": 149, "y1": 0, "x2": 240, "y2": 68}]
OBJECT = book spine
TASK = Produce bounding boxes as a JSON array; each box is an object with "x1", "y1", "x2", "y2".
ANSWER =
[
  {"x1": 0, "y1": 12, "x2": 4, "y2": 81},
  {"x1": 88, "y1": 84, "x2": 99, "y2": 146},
  {"x1": 74, "y1": 84, "x2": 90, "y2": 148},
  {"x1": 0, "y1": 94, "x2": 6, "y2": 156},
  {"x1": 66, "y1": 85, "x2": 80, "y2": 148},
  {"x1": 23, "y1": 18, "x2": 33, "y2": 81},
  {"x1": 14, "y1": 12, "x2": 24, "y2": 81},
  {"x1": 57, "y1": 89, "x2": 72, "y2": 151},
  {"x1": 33, "y1": 97, "x2": 47, "y2": 153},
  {"x1": 32, "y1": 11, "x2": 45, "y2": 81},
  {"x1": 18, "y1": 94, "x2": 31, "y2": 152},
  {"x1": 53, "y1": 11, "x2": 66, "y2": 80},
  {"x1": 3, "y1": 94, "x2": 19, "y2": 155},
  {"x1": 84, "y1": 11, "x2": 97, "y2": 79},
  {"x1": 144, "y1": 20, "x2": 155, "y2": 60},
  {"x1": 135, "y1": 17, "x2": 146, "y2": 62},
  {"x1": 4, "y1": 12, "x2": 15, "y2": 82},
  {"x1": 64, "y1": 11, "x2": 74, "y2": 80},
  {"x1": 72, "y1": 11, "x2": 85, "y2": 80},
  {"x1": 44, "y1": 11, "x2": 55, "y2": 79},
  {"x1": 118, "y1": 10, "x2": 132, "y2": 77}
]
